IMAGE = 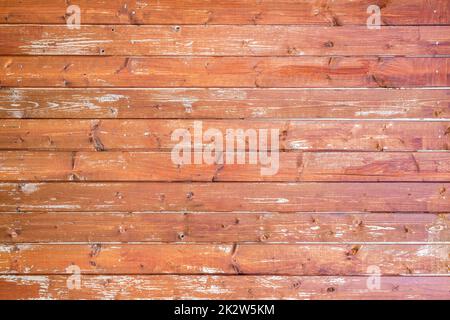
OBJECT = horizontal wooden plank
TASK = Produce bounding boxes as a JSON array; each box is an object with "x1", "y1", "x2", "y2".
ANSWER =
[
  {"x1": 0, "y1": 0, "x2": 448, "y2": 25},
  {"x1": 1, "y1": 212, "x2": 447, "y2": 243},
  {"x1": 1, "y1": 25, "x2": 449, "y2": 56},
  {"x1": 1, "y1": 57, "x2": 448, "y2": 88},
  {"x1": 0, "y1": 244, "x2": 448, "y2": 275},
  {"x1": 1, "y1": 275, "x2": 448, "y2": 300},
  {"x1": 1, "y1": 88, "x2": 450, "y2": 119},
  {"x1": 2, "y1": 151, "x2": 450, "y2": 182},
  {"x1": 1, "y1": 182, "x2": 449, "y2": 212},
  {"x1": 1, "y1": 120, "x2": 449, "y2": 151}
]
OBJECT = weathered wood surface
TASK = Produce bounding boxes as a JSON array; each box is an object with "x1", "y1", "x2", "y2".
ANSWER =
[
  {"x1": 0, "y1": 244, "x2": 448, "y2": 275},
  {"x1": 1, "y1": 275, "x2": 448, "y2": 300},
  {"x1": 1, "y1": 120, "x2": 449, "y2": 151},
  {"x1": 1, "y1": 88, "x2": 449, "y2": 119},
  {"x1": 0, "y1": 0, "x2": 448, "y2": 25},
  {"x1": 1, "y1": 57, "x2": 449, "y2": 88},
  {"x1": 2, "y1": 151, "x2": 450, "y2": 182},
  {"x1": 1, "y1": 25, "x2": 449, "y2": 56},
  {"x1": 1, "y1": 212, "x2": 448, "y2": 243},
  {"x1": 1, "y1": 0, "x2": 449, "y2": 300},
  {"x1": 1, "y1": 182, "x2": 449, "y2": 213}
]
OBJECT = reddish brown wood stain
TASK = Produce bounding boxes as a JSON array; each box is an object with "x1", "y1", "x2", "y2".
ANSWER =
[{"x1": 0, "y1": 0, "x2": 449, "y2": 300}]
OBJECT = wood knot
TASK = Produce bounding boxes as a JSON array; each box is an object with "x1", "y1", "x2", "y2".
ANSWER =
[
  {"x1": 186, "y1": 192, "x2": 194, "y2": 200},
  {"x1": 89, "y1": 244, "x2": 102, "y2": 258},
  {"x1": 346, "y1": 245, "x2": 361, "y2": 258}
]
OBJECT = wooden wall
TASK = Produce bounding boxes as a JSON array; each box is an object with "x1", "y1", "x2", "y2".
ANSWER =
[{"x1": 0, "y1": 0, "x2": 449, "y2": 300}]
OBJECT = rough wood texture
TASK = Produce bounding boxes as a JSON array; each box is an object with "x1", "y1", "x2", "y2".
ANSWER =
[
  {"x1": 2, "y1": 151, "x2": 450, "y2": 182},
  {"x1": 1, "y1": 25, "x2": 449, "y2": 56},
  {"x1": 0, "y1": 0, "x2": 448, "y2": 25},
  {"x1": 1, "y1": 57, "x2": 449, "y2": 88},
  {"x1": 1, "y1": 212, "x2": 448, "y2": 243},
  {"x1": 1, "y1": 182, "x2": 449, "y2": 213},
  {"x1": 1, "y1": 0, "x2": 449, "y2": 300},
  {"x1": 1, "y1": 88, "x2": 449, "y2": 119},
  {"x1": 1, "y1": 120, "x2": 449, "y2": 151}
]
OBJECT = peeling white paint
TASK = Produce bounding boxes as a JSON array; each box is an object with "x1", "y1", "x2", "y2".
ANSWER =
[
  {"x1": 20, "y1": 38, "x2": 113, "y2": 55},
  {"x1": 200, "y1": 267, "x2": 223, "y2": 273},
  {"x1": 355, "y1": 110, "x2": 406, "y2": 117},
  {"x1": 95, "y1": 94, "x2": 127, "y2": 103},
  {"x1": 21, "y1": 183, "x2": 39, "y2": 194},
  {"x1": 251, "y1": 107, "x2": 267, "y2": 117},
  {"x1": 366, "y1": 225, "x2": 396, "y2": 231},
  {"x1": 245, "y1": 197, "x2": 289, "y2": 204},
  {"x1": 288, "y1": 140, "x2": 311, "y2": 150}
]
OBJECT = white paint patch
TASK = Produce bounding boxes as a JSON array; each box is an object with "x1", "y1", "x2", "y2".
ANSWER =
[
  {"x1": 1, "y1": 90, "x2": 25, "y2": 118},
  {"x1": 216, "y1": 245, "x2": 232, "y2": 254},
  {"x1": 10, "y1": 89, "x2": 23, "y2": 102},
  {"x1": 95, "y1": 94, "x2": 127, "y2": 103},
  {"x1": 251, "y1": 107, "x2": 267, "y2": 117},
  {"x1": 416, "y1": 245, "x2": 448, "y2": 259},
  {"x1": 366, "y1": 225, "x2": 396, "y2": 231},
  {"x1": 204, "y1": 284, "x2": 232, "y2": 295},
  {"x1": 27, "y1": 204, "x2": 81, "y2": 210},
  {"x1": 6, "y1": 110, "x2": 24, "y2": 118},
  {"x1": 0, "y1": 246, "x2": 13, "y2": 253},
  {"x1": 20, "y1": 38, "x2": 113, "y2": 55},
  {"x1": 213, "y1": 89, "x2": 248, "y2": 100},
  {"x1": 21, "y1": 183, "x2": 39, "y2": 194},
  {"x1": 130, "y1": 39, "x2": 161, "y2": 44},
  {"x1": 0, "y1": 275, "x2": 52, "y2": 299},
  {"x1": 355, "y1": 110, "x2": 406, "y2": 117},
  {"x1": 245, "y1": 197, "x2": 289, "y2": 204},
  {"x1": 181, "y1": 97, "x2": 197, "y2": 113},
  {"x1": 288, "y1": 140, "x2": 311, "y2": 150},
  {"x1": 328, "y1": 277, "x2": 346, "y2": 285},
  {"x1": 200, "y1": 267, "x2": 223, "y2": 273}
]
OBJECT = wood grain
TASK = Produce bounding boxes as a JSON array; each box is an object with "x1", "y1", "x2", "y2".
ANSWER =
[
  {"x1": 1, "y1": 120, "x2": 449, "y2": 151},
  {"x1": 0, "y1": 212, "x2": 447, "y2": 243},
  {"x1": 1, "y1": 57, "x2": 448, "y2": 88},
  {"x1": 0, "y1": 0, "x2": 448, "y2": 25},
  {"x1": 1, "y1": 182, "x2": 449, "y2": 213},
  {"x1": 0, "y1": 244, "x2": 448, "y2": 275},
  {"x1": 1, "y1": 88, "x2": 449, "y2": 119},
  {"x1": 1, "y1": 0, "x2": 449, "y2": 301},
  {"x1": 2, "y1": 151, "x2": 450, "y2": 182},
  {"x1": 1, "y1": 25, "x2": 449, "y2": 56}
]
